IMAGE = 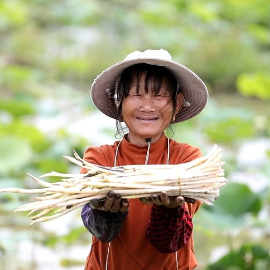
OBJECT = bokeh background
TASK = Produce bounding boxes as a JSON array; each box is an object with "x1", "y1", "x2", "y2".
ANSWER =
[{"x1": 0, "y1": 0, "x2": 270, "y2": 269}]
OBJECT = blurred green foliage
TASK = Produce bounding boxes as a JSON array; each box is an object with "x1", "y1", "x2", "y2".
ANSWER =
[
  {"x1": 206, "y1": 244, "x2": 270, "y2": 270},
  {"x1": 0, "y1": 0, "x2": 270, "y2": 269}
]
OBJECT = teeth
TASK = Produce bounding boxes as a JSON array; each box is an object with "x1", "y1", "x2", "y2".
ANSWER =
[
  {"x1": 140, "y1": 119, "x2": 155, "y2": 121},
  {"x1": 138, "y1": 117, "x2": 157, "y2": 121}
]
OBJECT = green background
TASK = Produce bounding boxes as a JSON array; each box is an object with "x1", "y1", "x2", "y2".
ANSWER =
[{"x1": 0, "y1": 0, "x2": 270, "y2": 269}]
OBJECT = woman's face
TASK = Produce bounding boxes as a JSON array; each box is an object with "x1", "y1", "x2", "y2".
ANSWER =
[{"x1": 121, "y1": 72, "x2": 174, "y2": 146}]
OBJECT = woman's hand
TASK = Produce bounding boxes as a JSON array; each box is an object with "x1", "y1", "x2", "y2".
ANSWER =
[
  {"x1": 89, "y1": 191, "x2": 129, "y2": 213},
  {"x1": 139, "y1": 191, "x2": 196, "y2": 208}
]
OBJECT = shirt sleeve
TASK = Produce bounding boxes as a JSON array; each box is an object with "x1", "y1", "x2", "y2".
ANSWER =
[
  {"x1": 80, "y1": 146, "x2": 128, "y2": 242},
  {"x1": 145, "y1": 143, "x2": 201, "y2": 253},
  {"x1": 146, "y1": 204, "x2": 193, "y2": 254},
  {"x1": 81, "y1": 203, "x2": 128, "y2": 242}
]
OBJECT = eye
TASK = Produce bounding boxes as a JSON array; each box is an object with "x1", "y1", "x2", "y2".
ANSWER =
[
  {"x1": 154, "y1": 89, "x2": 170, "y2": 97},
  {"x1": 154, "y1": 93, "x2": 169, "y2": 98},
  {"x1": 129, "y1": 93, "x2": 141, "y2": 97},
  {"x1": 128, "y1": 89, "x2": 142, "y2": 97}
]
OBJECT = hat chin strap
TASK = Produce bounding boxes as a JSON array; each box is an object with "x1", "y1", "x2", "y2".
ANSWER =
[
  {"x1": 145, "y1": 138, "x2": 151, "y2": 165},
  {"x1": 113, "y1": 137, "x2": 170, "y2": 167}
]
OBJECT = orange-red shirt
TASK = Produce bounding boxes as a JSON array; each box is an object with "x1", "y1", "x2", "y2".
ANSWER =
[{"x1": 81, "y1": 134, "x2": 202, "y2": 270}]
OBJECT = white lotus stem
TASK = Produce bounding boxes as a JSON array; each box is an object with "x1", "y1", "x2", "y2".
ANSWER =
[{"x1": 0, "y1": 145, "x2": 227, "y2": 225}]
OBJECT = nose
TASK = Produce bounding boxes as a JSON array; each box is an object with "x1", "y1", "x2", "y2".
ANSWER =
[{"x1": 139, "y1": 94, "x2": 155, "y2": 112}]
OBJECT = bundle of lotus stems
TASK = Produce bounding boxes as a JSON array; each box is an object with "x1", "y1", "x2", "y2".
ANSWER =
[{"x1": 0, "y1": 145, "x2": 226, "y2": 226}]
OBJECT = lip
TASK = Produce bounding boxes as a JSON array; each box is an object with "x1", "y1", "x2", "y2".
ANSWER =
[{"x1": 136, "y1": 117, "x2": 158, "y2": 122}]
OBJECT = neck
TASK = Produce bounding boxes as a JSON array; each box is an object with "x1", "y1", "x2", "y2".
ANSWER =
[{"x1": 126, "y1": 132, "x2": 163, "y2": 147}]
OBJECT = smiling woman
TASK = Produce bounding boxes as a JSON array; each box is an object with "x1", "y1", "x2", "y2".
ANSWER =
[{"x1": 81, "y1": 49, "x2": 208, "y2": 270}]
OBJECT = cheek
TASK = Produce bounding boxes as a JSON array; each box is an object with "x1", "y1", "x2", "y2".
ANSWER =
[
  {"x1": 121, "y1": 98, "x2": 137, "y2": 113},
  {"x1": 121, "y1": 101, "x2": 132, "y2": 122},
  {"x1": 160, "y1": 101, "x2": 174, "y2": 116},
  {"x1": 121, "y1": 100, "x2": 128, "y2": 115}
]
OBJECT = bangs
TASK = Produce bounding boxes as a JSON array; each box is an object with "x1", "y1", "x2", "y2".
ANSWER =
[{"x1": 117, "y1": 63, "x2": 178, "y2": 99}]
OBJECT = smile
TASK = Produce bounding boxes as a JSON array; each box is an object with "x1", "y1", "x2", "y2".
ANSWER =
[{"x1": 136, "y1": 117, "x2": 158, "y2": 122}]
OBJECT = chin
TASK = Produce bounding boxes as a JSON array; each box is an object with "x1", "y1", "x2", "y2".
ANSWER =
[
  {"x1": 140, "y1": 133, "x2": 155, "y2": 138},
  {"x1": 141, "y1": 134, "x2": 160, "y2": 141}
]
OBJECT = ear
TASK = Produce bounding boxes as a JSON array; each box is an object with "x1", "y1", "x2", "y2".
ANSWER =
[{"x1": 174, "y1": 93, "x2": 184, "y2": 116}]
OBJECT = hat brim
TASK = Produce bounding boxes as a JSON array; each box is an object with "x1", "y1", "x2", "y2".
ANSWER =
[{"x1": 91, "y1": 57, "x2": 208, "y2": 123}]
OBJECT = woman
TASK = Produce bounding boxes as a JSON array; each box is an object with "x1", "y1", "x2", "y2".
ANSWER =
[{"x1": 81, "y1": 49, "x2": 208, "y2": 270}]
